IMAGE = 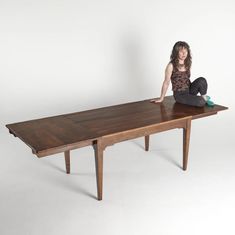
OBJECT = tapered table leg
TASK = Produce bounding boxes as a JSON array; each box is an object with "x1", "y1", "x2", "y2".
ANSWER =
[
  {"x1": 183, "y1": 118, "x2": 191, "y2": 171},
  {"x1": 145, "y1": 135, "x2": 149, "y2": 151},
  {"x1": 94, "y1": 141, "x2": 104, "y2": 201},
  {"x1": 64, "y1": 150, "x2": 70, "y2": 174}
]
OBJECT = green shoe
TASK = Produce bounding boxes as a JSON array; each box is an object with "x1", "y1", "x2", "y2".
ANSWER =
[{"x1": 206, "y1": 99, "x2": 214, "y2": 107}]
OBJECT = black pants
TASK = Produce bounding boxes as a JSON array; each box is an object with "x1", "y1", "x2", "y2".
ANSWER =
[{"x1": 173, "y1": 77, "x2": 207, "y2": 107}]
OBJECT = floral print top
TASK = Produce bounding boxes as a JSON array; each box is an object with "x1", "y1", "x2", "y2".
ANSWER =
[{"x1": 171, "y1": 68, "x2": 191, "y2": 91}]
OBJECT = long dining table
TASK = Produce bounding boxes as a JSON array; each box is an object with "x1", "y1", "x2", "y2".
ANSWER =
[{"x1": 6, "y1": 96, "x2": 228, "y2": 200}]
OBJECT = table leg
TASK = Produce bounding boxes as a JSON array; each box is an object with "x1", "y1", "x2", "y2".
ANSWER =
[
  {"x1": 183, "y1": 118, "x2": 191, "y2": 171},
  {"x1": 64, "y1": 150, "x2": 70, "y2": 174},
  {"x1": 94, "y1": 141, "x2": 104, "y2": 201},
  {"x1": 145, "y1": 135, "x2": 149, "y2": 151}
]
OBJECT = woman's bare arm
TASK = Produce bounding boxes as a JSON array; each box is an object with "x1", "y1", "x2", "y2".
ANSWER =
[{"x1": 150, "y1": 63, "x2": 173, "y2": 103}]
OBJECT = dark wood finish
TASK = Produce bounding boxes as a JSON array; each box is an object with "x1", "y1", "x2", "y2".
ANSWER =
[
  {"x1": 93, "y1": 116, "x2": 192, "y2": 200},
  {"x1": 183, "y1": 118, "x2": 191, "y2": 171},
  {"x1": 94, "y1": 141, "x2": 104, "y2": 201},
  {"x1": 6, "y1": 96, "x2": 228, "y2": 200},
  {"x1": 35, "y1": 139, "x2": 95, "y2": 158},
  {"x1": 64, "y1": 151, "x2": 70, "y2": 174},
  {"x1": 6, "y1": 96, "x2": 227, "y2": 157},
  {"x1": 145, "y1": 135, "x2": 149, "y2": 151},
  {"x1": 100, "y1": 116, "x2": 191, "y2": 147}
]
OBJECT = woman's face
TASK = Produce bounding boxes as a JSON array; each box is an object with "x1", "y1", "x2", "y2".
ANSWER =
[{"x1": 178, "y1": 47, "x2": 188, "y2": 61}]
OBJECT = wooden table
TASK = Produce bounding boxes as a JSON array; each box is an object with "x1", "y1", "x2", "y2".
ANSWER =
[{"x1": 6, "y1": 96, "x2": 228, "y2": 200}]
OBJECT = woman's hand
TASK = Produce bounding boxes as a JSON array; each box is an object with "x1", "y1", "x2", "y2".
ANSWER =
[{"x1": 150, "y1": 98, "x2": 164, "y2": 103}]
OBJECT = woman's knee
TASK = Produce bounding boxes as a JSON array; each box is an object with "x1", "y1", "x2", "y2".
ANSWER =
[{"x1": 197, "y1": 77, "x2": 207, "y2": 86}]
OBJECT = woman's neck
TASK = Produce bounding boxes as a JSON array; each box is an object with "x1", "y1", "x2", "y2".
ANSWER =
[
  {"x1": 177, "y1": 62, "x2": 186, "y2": 71},
  {"x1": 178, "y1": 59, "x2": 185, "y2": 65}
]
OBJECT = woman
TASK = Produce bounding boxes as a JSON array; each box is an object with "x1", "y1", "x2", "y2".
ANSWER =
[{"x1": 151, "y1": 41, "x2": 214, "y2": 107}]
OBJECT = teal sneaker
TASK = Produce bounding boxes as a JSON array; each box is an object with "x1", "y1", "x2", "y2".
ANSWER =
[{"x1": 206, "y1": 99, "x2": 214, "y2": 107}]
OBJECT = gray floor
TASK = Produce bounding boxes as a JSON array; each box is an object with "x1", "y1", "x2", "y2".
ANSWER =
[{"x1": 1, "y1": 116, "x2": 235, "y2": 235}]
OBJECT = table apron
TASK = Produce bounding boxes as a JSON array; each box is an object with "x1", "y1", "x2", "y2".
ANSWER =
[
  {"x1": 35, "y1": 139, "x2": 95, "y2": 158},
  {"x1": 99, "y1": 116, "x2": 192, "y2": 149}
]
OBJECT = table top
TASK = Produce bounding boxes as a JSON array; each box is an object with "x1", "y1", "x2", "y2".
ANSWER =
[{"x1": 6, "y1": 96, "x2": 228, "y2": 155}]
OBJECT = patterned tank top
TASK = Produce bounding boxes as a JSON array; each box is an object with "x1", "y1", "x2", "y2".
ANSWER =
[{"x1": 171, "y1": 67, "x2": 191, "y2": 91}]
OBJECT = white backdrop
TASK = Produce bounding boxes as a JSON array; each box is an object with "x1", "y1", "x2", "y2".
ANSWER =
[
  {"x1": 1, "y1": 0, "x2": 235, "y2": 235},
  {"x1": 1, "y1": 0, "x2": 234, "y2": 124}
]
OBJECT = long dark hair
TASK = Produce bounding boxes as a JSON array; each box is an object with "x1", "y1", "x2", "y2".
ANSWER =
[{"x1": 170, "y1": 41, "x2": 192, "y2": 71}]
